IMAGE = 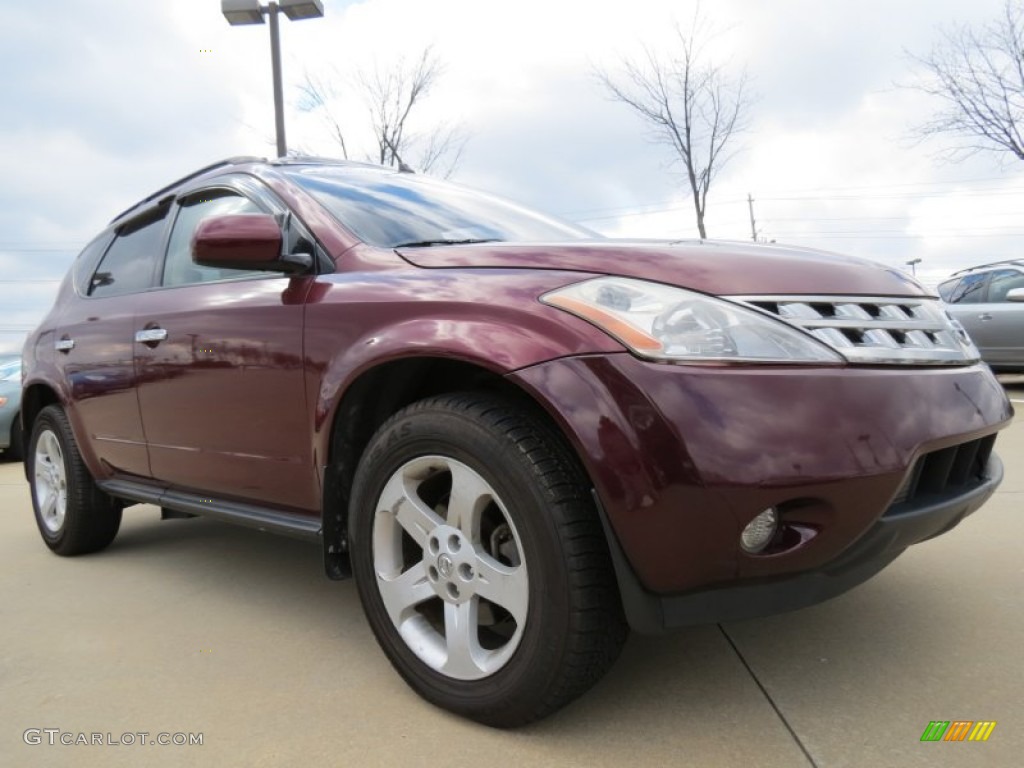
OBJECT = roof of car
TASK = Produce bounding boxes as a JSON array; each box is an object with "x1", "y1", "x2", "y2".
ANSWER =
[
  {"x1": 950, "y1": 259, "x2": 1024, "y2": 277},
  {"x1": 109, "y1": 156, "x2": 395, "y2": 226}
]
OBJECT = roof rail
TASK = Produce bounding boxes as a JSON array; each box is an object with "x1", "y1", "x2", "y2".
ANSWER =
[
  {"x1": 109, "y1": 156, "x2": 264, "y2": 224},
  {"x1": 950, "y1": 258, "x2": 1024, "y2": 277}
]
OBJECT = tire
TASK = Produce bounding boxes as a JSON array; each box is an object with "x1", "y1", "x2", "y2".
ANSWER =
[
  {"x1": 7, "y1": 412, "x2": 23, "y2": 462},
  {"x1": 28, "y1": 405, "x2": 121, "y2": 556},
  {"x1": 349, "y1": 392, "x2": 627, "y2": 727}
]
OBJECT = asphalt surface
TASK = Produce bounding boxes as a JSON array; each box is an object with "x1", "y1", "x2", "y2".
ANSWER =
[{"x1": 1, "y1": 380, "x2": 1021, "y2": 768}]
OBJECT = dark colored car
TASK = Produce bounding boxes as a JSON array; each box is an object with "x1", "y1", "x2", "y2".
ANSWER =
[
  {"x1": 938, "y1": 260, "x2": 1024, "y2": 371},
  {"x1": 21, "y1": 158, "x2": 1012, "y2": 726}
]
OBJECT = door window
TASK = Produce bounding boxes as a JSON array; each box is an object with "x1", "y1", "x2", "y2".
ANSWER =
[
  {"x1": 162, "y1": 191, "x2": 265, "y2": 287},
  {"x1": 986, "y1": 269, "x2": 1024, "y2": 303}
]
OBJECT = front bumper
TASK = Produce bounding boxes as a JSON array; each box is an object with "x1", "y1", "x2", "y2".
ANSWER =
[
  {"x1": 509, "y1": 354, "x2": 1012, "y2": 630},
  {"x1": 597, "y1": 453, "x2": 1002, "y2": 632}
]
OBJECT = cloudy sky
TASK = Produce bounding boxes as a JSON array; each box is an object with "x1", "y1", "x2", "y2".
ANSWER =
[{"x1": 2, "y1": 0, "x2": 1023, "y2": 354}]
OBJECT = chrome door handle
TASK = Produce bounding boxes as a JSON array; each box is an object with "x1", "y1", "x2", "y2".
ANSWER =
[
  {"x1": 55, "y1": 338, "x2": 75, "y2": 352},
  {"x1": 978, "y1": 313, "x2": 993, "y2": 321},
  {"x1": 135, "y1": 328, "x2": 168, "y2": 344}
]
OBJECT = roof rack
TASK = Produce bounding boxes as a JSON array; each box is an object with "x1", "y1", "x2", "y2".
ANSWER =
[
  {"x1": 270, "y1": 154, "x2": 387, "y2": 171},
  {"x1": 950, "y1": 258, "x2": 1024, "y2": 277},
  {"x1": 109, "y1": 156, "x2": 265, "y2": 224}
]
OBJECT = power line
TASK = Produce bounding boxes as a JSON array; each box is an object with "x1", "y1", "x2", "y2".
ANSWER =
[
  {"x1": 764, "y1": 211, "x2": 1024, "y2": 223},
  {"x1": 770, "y1": 226, "x2": 1024, "y2": 235},
  {"x1": 0, "y1": 249, "x2": 79, "y2": 253},
  {"x1": 560, "y1": 174, "x2": 1020, "y2": 216},
  {"x1": 768, "y1": 232, "x2": 1024, "y2": 240},
  {"x1": 568, "y1": 183, "x2": 1024, "y2": 223}
]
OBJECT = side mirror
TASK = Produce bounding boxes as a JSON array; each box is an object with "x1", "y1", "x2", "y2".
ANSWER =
[
  {"x1": 192, "y1": 214, "x2": 312, "y2": 274},
  {"x1": 1006, "y1": 287, "x2": 1024, "y2": 302}
]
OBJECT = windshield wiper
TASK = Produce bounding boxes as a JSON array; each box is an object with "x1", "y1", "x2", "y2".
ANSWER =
[{"x1": 393, "y1": 238, "x2": 503, "y2": 248}]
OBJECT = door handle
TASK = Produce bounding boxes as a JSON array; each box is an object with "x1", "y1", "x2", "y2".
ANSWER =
[
  {"x1": 978, "y1": 313, "x2": 993, "y2": 321},
  {"x1": 55, "y1": 338, "x2": 75, "y2": 353},
  {"x1": 135, "y1": 328, "x2": 168, "y2": 344}
]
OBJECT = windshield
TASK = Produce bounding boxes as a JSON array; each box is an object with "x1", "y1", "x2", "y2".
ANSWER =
[{"x1": 284, "y1": 165, "x2": 592, "y2": 249}]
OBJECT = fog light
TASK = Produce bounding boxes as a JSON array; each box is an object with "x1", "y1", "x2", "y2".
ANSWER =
[{"x1": 741, "y1": 508, "x2": 778, "y2": 553}]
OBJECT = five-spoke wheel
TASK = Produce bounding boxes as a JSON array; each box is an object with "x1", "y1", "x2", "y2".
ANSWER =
[
  {"x1": 373, "y1": 455, "x2": 529, "y2": 680},
  {"x1": 350, "y1": 393, "x2": 627, "y2": 727},
  {"x1": 28, "y1": 405, "x2": 121, "y2": 555}
]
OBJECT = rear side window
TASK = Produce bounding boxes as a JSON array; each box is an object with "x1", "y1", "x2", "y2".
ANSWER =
[
  {"x1": 72, "y1": 233, "x2": 114, "y2": 296},
  {"x1": 89, "y1": 212, "x2": 168, "y2": 297},
  {"x1": 947, "y1": 272, "x2": 988, "y2": 304},
  {"x1": 987, "y1": 269, "x2": 1024, "y2": 302}
]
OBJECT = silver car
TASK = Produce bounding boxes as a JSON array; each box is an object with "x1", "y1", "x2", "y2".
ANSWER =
[
  {"x1": 0, "y1": 357, "x2": 23, "y2": 460},
  {"x1": 939, "y1": 260, "x2": 1024, "y2": 372}
]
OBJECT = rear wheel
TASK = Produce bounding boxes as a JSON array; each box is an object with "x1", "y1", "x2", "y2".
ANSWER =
[
  {"x1": 29, "y1": 405, "x2": 121, "y2": 555},
  {"x1": 349, "y1": 393, "x2": 627, "y2": 727}
]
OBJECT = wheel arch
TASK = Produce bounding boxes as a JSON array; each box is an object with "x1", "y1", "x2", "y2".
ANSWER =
[
  {"x1": 319, "y1": 354, "x2": 593, "y2": 580},
  {"x1": 20, "y1": 383, "x2": 63, "y2": 479}
]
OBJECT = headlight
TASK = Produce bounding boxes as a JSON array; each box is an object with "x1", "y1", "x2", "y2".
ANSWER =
[{"x1": 542, "y1": 277, "x2": 843, "y2": 364}]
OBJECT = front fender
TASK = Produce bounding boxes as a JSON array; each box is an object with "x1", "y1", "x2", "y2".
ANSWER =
[{"x1": 303, "y1": 268, "x2": 624, "y2": 464}]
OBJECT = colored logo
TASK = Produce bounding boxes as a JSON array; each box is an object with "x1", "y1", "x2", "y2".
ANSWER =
[{"x1": 920, "y1": 721, "x2": 996, "y2": 742}]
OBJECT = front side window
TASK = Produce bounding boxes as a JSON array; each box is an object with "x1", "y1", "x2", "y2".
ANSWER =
[
  {"x1": 947, "y1": 272, "x2": 988, "y2": 304},
  {"x1": 986, "y1": 269, "x2": 1024, "y2": 303},
  {"x1": 89, "y1": 212, "x2": 167, "y2": 297},
  {"x1": 163, "y1": 191, "x2": 264, "y2": 287}
]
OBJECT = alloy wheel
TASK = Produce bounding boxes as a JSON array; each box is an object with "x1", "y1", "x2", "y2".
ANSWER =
[
  {"x1": 372, "y1": 455, "x2": 529, "y2": 680},
  {"x1": 34, "y1": 429, "x2": 67, "y2": 533}
]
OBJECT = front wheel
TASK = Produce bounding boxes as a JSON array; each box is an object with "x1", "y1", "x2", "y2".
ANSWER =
[
  {"x1": 28, "y1": 405, "x2": 121, "y2": 555},
  {"x1": 349, "y1": 393, "x2": 627, "y2": 727}
]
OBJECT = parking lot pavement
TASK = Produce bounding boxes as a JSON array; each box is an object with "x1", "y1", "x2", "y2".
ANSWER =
[{"x1": 1, "y1": 402, "x2": 1020, "y2": 768}]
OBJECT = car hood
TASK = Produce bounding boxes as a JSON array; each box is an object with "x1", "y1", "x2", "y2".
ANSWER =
[{"x1": 397, "y1": 239, "x2": 931, "y2": 297}]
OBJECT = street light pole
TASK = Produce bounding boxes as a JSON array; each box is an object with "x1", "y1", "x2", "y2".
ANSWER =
[
  {"x1": 906, "y1": 258, "x2": 922, "y2": 276},
  {"x1": 222, "y1": 0, "x2": 325, "y2": 158},
  {"x1": 267, "y1": 3, "x2": 286, "y2": 157}
]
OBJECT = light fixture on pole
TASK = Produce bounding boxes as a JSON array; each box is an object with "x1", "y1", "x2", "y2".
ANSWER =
[
  {"x1": 905, "y1": 258, "x2": 922, "y2": 276},
  {"x1": 222, "y1": 0, "x2": 325, "y2": 158}
]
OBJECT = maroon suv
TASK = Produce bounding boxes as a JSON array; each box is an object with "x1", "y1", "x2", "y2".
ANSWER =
[{"x1": 21, "y1": 157, "x2": 1012, "y2": 726}]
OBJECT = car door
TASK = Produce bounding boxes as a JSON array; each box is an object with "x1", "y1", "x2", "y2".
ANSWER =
[
  {"x1": 55, "y1": 207, "x2": 169, "y2": 479},
  {"x1": 133, "y1": 182, "x2": 319, "y2": 513},
  {"x1": 970, "y1": 268, "x2": 1024, "y2": 367}
]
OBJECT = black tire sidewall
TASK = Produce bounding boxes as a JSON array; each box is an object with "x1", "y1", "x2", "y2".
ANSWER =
[
  {"x1": 27, "y1": 405, "x2": 120, "y2": 555},
  {"x1": 350, "y1": 405, "x2": 577, "y2": 722},
  {"x1": 28, "y1": 409, "x2": 72, "y2": 547}
]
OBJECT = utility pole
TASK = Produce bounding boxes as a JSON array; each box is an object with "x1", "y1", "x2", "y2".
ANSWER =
[{"x1": 747, "y1": 194, "x2": 757, "y2": 242}]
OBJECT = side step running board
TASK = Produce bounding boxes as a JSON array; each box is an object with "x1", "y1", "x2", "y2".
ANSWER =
[{"x1": 99, "y1": 478, "x2": 322, "y2": 541}]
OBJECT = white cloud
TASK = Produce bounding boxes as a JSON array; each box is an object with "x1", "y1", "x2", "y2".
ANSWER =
[{"x1": 2, "y1": 0, "x2": 1023, "y2": 347}]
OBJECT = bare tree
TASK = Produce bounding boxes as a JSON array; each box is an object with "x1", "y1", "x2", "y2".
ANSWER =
[
  {"x1": 297, "y1": 71, "x2": 349, "y2": 160},
  {"x1": 910, "y1": 1, "x2": 1024, "y2": 163},
  {"x1": 596, "y1": 13, "x2": 750, "y2": 239},
  {"x1": 298, "y1": 46, "x2": 467, "y2": 177}
]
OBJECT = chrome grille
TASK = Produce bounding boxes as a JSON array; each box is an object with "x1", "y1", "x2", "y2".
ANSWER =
[{"x1": 733, "y1": 296, "x2": 980, "y2": 365}]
